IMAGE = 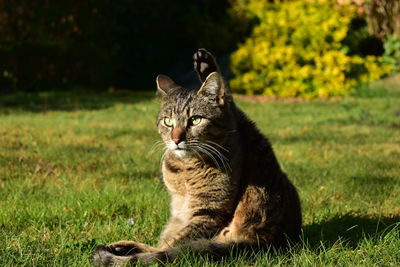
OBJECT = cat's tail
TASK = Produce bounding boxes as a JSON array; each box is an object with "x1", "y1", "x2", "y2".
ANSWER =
[{"x1": 93, "y1": 239, "x2": 251, "y2": 266}]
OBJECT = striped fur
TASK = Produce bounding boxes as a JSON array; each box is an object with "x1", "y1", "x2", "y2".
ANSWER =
[{"x1": 93, "y1": 49, "x2": 302, "y2": 266}]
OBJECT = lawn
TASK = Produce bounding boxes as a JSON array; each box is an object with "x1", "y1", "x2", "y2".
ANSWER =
[{"x1": 0, "y1": 79, "x2": 399, "y2": 266}]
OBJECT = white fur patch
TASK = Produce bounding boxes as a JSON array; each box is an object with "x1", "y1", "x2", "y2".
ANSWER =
[
  {"x1": 171, "y1": 194, "x2": 190, "y2": 224},
  {"x1": 174, "y1": 149, "x2": 188, "y2": 158},
  {"x1": 200, "y1": 62, "x2": 208, "y2": 73},
  {"x1": 167, "y1": 141, "x2": 178, "y2": 150},
  {"x1": 166, "y1": 141, "x2": 192, "y2": 158}
]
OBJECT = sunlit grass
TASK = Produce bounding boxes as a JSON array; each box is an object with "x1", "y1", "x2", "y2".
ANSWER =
[{"x1": 0, "y1": 80, "x2": 399, "y2": 266}]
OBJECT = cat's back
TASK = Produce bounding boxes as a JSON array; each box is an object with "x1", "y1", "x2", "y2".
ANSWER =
[
  {"x1": 230, "y1": 105, "x2": 302, "y2": 243},
  {"x1": 232, "y1": 104, "x2": 284, "y2": 182}
]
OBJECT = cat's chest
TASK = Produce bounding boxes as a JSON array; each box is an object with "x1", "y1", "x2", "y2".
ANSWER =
[
  {"x1": 162, "y1": 162, "x2": 186, "y2": 194},
  {"x1": 170, "y1": 194, "x2": 191, "y2": 222},
  {"x1": 162, "y1": 156, "x2": 201, "y2": 193}
]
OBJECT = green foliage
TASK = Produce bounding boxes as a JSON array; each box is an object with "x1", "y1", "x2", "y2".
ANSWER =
[
  {"x1": 229, "y1": 0, "x2": 393, "y2": 98},
  {"x1": 383, "y1": 34, "x2": 400, "y2": 72}
]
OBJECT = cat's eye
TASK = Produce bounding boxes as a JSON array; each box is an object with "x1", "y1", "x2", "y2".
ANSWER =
[
  {"x1": 164, "y1": 117, "x2": 173, "y2": 127},
  {"x1": 190, "y1": 116, "x2": 202, "y2": 126}
]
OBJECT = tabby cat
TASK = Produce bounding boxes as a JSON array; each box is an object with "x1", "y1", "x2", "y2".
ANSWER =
[{"x1": 93, "y1": 49, "x2": 302, "y2": 266}]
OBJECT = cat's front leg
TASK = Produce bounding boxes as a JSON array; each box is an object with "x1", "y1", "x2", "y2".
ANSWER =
[
  {"x1": 159, "y1": 216, "x2": 220, "y2": 249},
  {"x1": 159, "y1": 216, "x2": 184, "y2": 248},
  {"x1": 93, "y1": 244, "x2": 133, "y2": 267},
  {"x1": 108, "y1": 240, "x2": 160, "y2": 254},
  {"x1": 129, "y1": 248, "x2": 180, "y2": 266},
  {"x1": 93, "y1": 241, "x2": 160, "y2": 266}
]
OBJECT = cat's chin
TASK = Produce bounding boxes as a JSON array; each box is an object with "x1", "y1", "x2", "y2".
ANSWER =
[{"x1": 173, "y1": 149, "x2": 190, "y2": 158}]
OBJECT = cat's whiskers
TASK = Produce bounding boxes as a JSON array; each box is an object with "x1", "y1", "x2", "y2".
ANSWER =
[
  {"x1": 159, "y1": 147, "x2": 169, "y2": 169},
  {"x1": 188, "y1": 146, "x2": 207, "y2": 166},
  {"x1": 200, "y1": 144, "x2": 232, "y2": 173},
  {"x1": 199, "y1": 143, "x2": 229, "y2": 162},
  {"x1": 194, "y1": 146, "x2": 223, "y2": 172},
  {"x1": 204, "y1": 140, "x2": 229, "y2": 152},
  {"x1": 197, "y1": 142, "x2": 231, "y2": 166},
  {"x1": 149, "y1": 141, "x2": 167, "y2": 154},
  {"x1": 190, "y1": 141, "x2": 231, "y2": 173}
]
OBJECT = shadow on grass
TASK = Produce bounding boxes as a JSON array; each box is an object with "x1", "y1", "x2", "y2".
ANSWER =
[
  {"x1": 303, "y1": 213, "x2": 399, "y2": 248},
  {"x1": 0, "y1": 90, "x2": 155, "y2": 113}
]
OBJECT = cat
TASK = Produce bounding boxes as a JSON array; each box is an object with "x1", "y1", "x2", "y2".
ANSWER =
[{"x1": 93, "y1": 48, "x2": 302, "y2": 266}]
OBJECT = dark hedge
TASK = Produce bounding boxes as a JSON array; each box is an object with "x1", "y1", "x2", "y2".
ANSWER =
[{"x1": 0, "y1": 0, "x2": 251, "y2": 91}]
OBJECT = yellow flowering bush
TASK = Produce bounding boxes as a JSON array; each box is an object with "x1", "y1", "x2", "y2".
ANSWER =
[{"x1": 230, "y1": 0, "x2": 393, "y2": 98}]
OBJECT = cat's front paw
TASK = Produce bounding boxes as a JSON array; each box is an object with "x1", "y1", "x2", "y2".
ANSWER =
[
  {"x1": 108, "y1": 241, "x2": 142, "y2": 256},
  {"x1": 193, "y1": 48, "x2": 218, "y2": 82},
  {"x1": 92, "y1": 244, "x2": 118, "y2": 266},
  {"x1": 93, "y1": 244, "x2": 135, "y2": 267}
]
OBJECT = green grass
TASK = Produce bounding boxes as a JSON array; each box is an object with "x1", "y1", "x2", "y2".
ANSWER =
[{"x1": 1, "y1": 78, "x2": 399, "y2": 266}]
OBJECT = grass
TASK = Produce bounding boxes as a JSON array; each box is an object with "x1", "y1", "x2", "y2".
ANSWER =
[{"x1": 1, "y1": 79, "x2": 399, "y2": 266}]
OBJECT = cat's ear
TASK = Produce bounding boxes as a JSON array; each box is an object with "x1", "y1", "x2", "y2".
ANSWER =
[
  {"x1": 156, "y1": 74, "x2": 179, "y2": 96},
  {"x1": 197, "y1": 72, "x2": 227, "y2": 106}
]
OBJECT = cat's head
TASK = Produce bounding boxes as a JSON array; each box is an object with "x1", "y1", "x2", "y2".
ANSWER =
[{"x1": 156, "y1": 72, "x2": 234, "y2": 158}]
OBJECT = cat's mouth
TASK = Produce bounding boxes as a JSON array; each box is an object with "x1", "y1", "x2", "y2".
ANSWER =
[
  {"x1": 172, "y1": 146, "x2": 192, "y2": 158},
  {"x1": 166, "y1": 141, "x2": 191, "y2": 157},
  {"x1": 170, "y1": 142, "x2": 187, "y2": 150},
  {"x1": 174, "y1": 149, "x2": 190, "y2": 158}
]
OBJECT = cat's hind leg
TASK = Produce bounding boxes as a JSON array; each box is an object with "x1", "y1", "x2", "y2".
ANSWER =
[{"x1": 193, "y1": 48, "x2": 220, "y2": 83}]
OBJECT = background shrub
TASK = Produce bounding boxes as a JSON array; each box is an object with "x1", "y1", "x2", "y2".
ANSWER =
[
  {"x1": 382, "y1": 34, "x2": 400, "y2": 73},
  {"x1": 1, "y1": 0, "x2": 397, "y2": 95},
  {"x1": 229, "y1": 0, "x2": 393, "y2": 98}
]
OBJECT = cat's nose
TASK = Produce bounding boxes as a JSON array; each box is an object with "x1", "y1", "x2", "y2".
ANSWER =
[
  {"x1": 172, "y1": 137, "x2": 182, "y2": 144},
  {"x1": 171, "y1": 128, "x2": 186, "y2": 144}
]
